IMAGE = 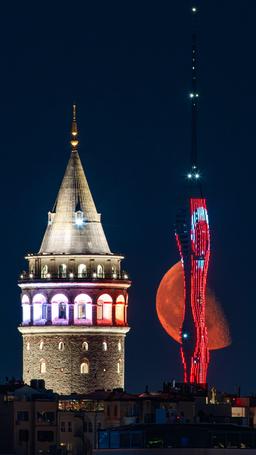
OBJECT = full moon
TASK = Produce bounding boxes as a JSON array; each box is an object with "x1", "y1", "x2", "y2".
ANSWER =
[{"x1": 156, "y1": 261, "x2": 231, "y2": 350}]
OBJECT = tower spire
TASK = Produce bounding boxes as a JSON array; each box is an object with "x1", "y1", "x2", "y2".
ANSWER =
[
  {"x1": 188, "y1": 6, "x2": 200, "y2": 180},
  {"x1": 71, "y1": 104, "x2": 79, "y2": 151}
]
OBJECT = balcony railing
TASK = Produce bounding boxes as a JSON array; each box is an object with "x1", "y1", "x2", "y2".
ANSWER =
[{"x1": 19, "y1": 271, "x2": 129, "y2": 282}]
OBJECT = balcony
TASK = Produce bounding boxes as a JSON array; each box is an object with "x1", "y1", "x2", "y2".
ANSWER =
[{"x1": 19, "y1": 271, "x2": 130, "y2": 283}]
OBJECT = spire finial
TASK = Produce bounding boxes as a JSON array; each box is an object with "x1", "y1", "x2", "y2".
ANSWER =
[
  {"x1": 187, "y1": 5, "x2": 200, "y2": 181},
  {"x1": 71, "y1": 104, "x2": 79, "y2": 151}
]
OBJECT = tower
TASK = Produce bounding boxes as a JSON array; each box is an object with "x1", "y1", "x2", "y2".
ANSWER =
[
  {"x1": 18, "y1": 106, "x2": 131, "y2": 394},
  {"x1": 175, "y1": 7, "x2": 210, "y2": 384}
]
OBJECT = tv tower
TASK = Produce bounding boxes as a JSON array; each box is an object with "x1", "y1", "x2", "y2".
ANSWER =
[{"x1": 175, "y1": 6, "x2": 210, "y2": 384}]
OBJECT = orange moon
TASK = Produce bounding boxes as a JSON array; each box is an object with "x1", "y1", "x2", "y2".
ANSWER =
[{"x1": 156, "y1": 261, "x2": 231, "y2": 350}]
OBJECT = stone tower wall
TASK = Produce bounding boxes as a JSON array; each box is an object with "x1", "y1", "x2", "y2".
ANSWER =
[{"x1": 22, "y1": 332, "x2": 126, "y2": 395}]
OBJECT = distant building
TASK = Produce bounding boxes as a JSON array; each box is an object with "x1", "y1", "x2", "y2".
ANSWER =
[{"x1": 18, "y1": 106, "x2": 131, "y2": 395}]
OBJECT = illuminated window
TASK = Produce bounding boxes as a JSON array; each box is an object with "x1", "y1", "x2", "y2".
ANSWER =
[
  {"x1": 97, "y1": 264, "x2": 104, "y2": 278},
  {"x1": 41, "y1": 265, "x2": 48, "y2": 278},
  {"x1": 33, "y1": 294, "x2": 47, "y2": 324},
  {"x1": 58, "y1": 264, "x2": 67, "y2": 278},
  {"x1": 102, "y1": 341, "x2": 107, "y2": 351},
  {"x1": 58, "y1": 341, "x2": 65, "y2": 351},
  {"x1": 97, "y1": 300, "x2": 103, "y2": 320},
  {"x1": 75, "y1": 210, "x2": 84, "y2": 226},
  {"x1": 118, "y1": 341, "x2": 122, "y2": 352},
  {"x1": 97, "y1": 294, "x2": 112, "y2": 324},
  {"x1": 22, "y1": 295, "x2": 30, "y2": 304},
  {"x1": 78, "y1": 264, "x2": 87, "y2": 278},
  {"x1": 59, "y1": 304, "x2": 67, "y2": 319},
  {"x1": 82, "y1": 341, "x2": 88, "y2": 351},
  {"x1": 117, "y1": 361, "x2": 121, "y2": 374},
  {"x1": 74, "y1": 294, "x2": 92, "y2": 324},
  {"x1": 115, "y1": 295, "x2": 125, "y2": 325},
  {"x1": 51, "y1": 294, "x2": 69, "y2": 324},
  {"x1": 39, "y1": 341, "x2": 44, "y2": 350},
  {"x1": 80, "y1": 360, "x2": 89, "y2": 374},
  {"x1": 26, "y1": 342, "x2": 30, "y2": 351},
  {"x1": 40, "y1": 359, "x2": 46, "y2": 374}
]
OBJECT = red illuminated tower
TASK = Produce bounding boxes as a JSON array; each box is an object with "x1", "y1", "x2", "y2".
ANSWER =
[{"x1": 175, "y1": 7, "x2": 210, "y2": 384}]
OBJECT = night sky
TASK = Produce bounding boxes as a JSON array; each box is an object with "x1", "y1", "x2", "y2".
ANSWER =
[{"x1": 1, "y1": 0, "x2": 255, "y2": 394}]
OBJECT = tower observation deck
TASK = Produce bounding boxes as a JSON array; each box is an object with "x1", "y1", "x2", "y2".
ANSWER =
[{"x1": 18, "y1": 106, "x2": 131, "y2": 395}]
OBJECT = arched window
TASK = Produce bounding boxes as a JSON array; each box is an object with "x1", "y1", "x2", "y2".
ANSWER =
[
  {"x1": 58, "y1": 264, "x2": 67, "y2": 278},
  {"x1": 40, "y1": 359, "x2": 46, "y2": 374},
  {"x1": 115, "y1": 295, "x2": 125, "y2": 325},
  {"x1": 22, "y1": 295, "x2": 31, "y2": 325},
  {"x1": 78, "y1": 264, "x2": 87, "y2": 278},
  {"x1": 97, "y1": 294, "x2": 112, "y2": 324},
  {"x1": 58, "y1": 341, "x2": 65, "y2": 351},
  {"x1": 26, "y1": 342, "x2": 30, "y2": 351},
  {"x1": 80, "y1": 360, "x2": 89, "y2": 374},
  {"x1": 118, "y1": 341, "x2": 122, "y2": 352},
  {"x1": 102, "y1": 341, "x2": 107, "y2": 351},
  {"x1": 74, "y1": 294, "x2": 92, "y2": 325},
  {"x1": 33, "y1": 294, "x2": 47, "y2": 324},
  {"x1": 41, "y1": 264, "x2": 48, "y2": 278},
  {"x1": 117, "y1": 360, "x2": 121, "y2": 374},
  {"x1": 97, "y1": 264, "x2": 104, "y2": 278},
  {"x1": 51, "y1": 294, "x2": 68, "y2": 324},
  {"x1": 22, "y1": 295, "x2": 30, "y2": 304},
  {"x1": 82, "y1": 341, "x2": 89, "y2": 351},
  {"x1": 39, "y1": 341, "x2": 44, "y2": 350}
]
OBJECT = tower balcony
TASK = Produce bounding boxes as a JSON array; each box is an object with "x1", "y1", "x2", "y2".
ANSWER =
[{"x1": 19, "y1": 271, "x2": 130, "y2": 283}]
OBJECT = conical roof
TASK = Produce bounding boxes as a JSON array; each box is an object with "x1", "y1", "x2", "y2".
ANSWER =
[{"x1": 39, "y1": 149, "x2": 111, "y2": 255}]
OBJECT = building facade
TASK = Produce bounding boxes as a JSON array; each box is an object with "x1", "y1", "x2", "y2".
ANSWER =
[{"x1": 18, "y1": 106, "x2": 131, "y2": 394}]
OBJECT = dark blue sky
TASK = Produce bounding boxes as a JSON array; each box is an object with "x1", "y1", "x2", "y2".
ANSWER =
[{"x1": 1, "y1": 0, "x2": 255, "y2": 393}]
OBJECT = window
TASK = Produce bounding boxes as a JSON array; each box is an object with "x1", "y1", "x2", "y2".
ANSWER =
[
  {"x1": 41, "y1": 264, "x2": 48, "y2": 278},
  {"x1": 118, "y1": 341, "x2": 122, "y2": 352},
  {"x1": 97, "y1": 294, "x2": 112, "y2": 324},
  {"x1": 39, "y1": 341, "x2": 44, "y2": 350},
  {"x1": 26, "y1": 342, "x2": 30, "y2": 351},
  {"x1": 40, "y1": 359, "x2": 46, "y2": 374},
  {"x1": 97, "y1": 299, "x2": 103, "y2": 320},
  {"x1": 80, "y1": 360, "x2": 89, "y2": 374},
  {"x1": 115, "y1": 295, "x2": 125, "y2": 325},
  {"x1": 37, "y1": 411, "x2": 55, "y2": 424},
  {"x1": 117, "y1": 361, "x2": 121, "y2": 374},
  {"x1": 19, "y1": 429, "x2": 29, "y2": 442},
  {"x1": 68, "y1": 422, "x2": 72, "y2": 432},
  {"x1": 74, "y1": 294, "x2": 92, "y2": 324},
  {"x1": 51, "y1": 294, "x2": 68, "y2": 323},
  {"x1": 78, "y1": 303, "x2": 86, "y2": 319},
  {"x1": 37, "y1": 431, "x2": 54, "y2": 442},
  {"x1": 17, "y1": 411, "x2": 29, "y2": 421},
  {"x1": 22, "y1": 295, "x2": 30, "y2": 305},
  {"x1": 75, "y1": 210, "x2": 84, "y2": 226},
  {"x1": 88, "y1": 421, "x2": 93, "y2": 432},
  {"x1": 97, "y1": 264, "x2": 104, "y2": 278},
  {"x1": 33, "y1": 294, "x2": 47, "y2": 323},
  {"x1": 114, "y1": 405, "x2": 118, "y2": 417},
  {"x1": 59, "y1": 304, "x2": 66, "y2": 319},
  {"x1": 58, "y1": 341, "x2": 65, "y2": 351},
  {"x1": 78, "y1": 264, "x2": 87, "y2": 278},
  {"x1": 58, "y1": 264, "x2": 67, "y2": 278},
  {"x1": 60, "y1": 421, "x2": 65, "y2": 432},
  {"x1": 102, "y1": 341, "x2": 107, "y2": 352},
  {"x1": 82, "y1": 341, "x2": 88, "y2": 351}
]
